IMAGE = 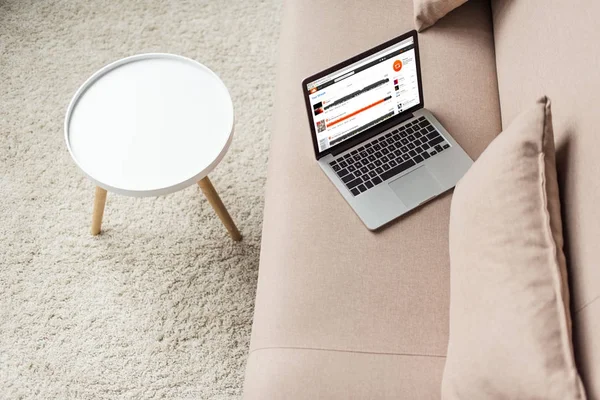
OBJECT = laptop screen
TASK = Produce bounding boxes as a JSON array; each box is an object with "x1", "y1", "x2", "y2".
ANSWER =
[{"x1": 305, "y1": 36, "x2": 420, "y2": 154}]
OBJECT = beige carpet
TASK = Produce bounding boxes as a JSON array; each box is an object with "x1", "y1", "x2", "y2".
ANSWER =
[{"x1": 0, "y1": 0, "x2": 281, "y2": 398}]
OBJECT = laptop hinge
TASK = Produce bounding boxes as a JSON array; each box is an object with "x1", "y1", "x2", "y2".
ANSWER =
[{"x1": 329, "y1": 112, "x2": 414, "y2": 157}]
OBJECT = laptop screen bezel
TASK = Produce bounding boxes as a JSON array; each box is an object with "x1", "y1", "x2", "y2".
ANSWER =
[{"x1": 302, "y1": 30, "x2": 424, "y2": 160}]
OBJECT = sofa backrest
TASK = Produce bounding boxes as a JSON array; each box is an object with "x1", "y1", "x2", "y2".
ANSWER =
[{"x1": 492, "y1": 1, "x2": 600, "y2": 397}]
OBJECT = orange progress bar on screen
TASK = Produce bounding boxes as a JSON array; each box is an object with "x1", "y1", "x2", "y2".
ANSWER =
[{"x1": 327, "y1": 98, "x2": 387, "y2": 128}]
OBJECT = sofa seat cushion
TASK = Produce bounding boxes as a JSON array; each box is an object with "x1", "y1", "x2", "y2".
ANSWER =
[
  {"x1": 244, "y1": 348, "x2": 446, "y2": 399},
  {"x1": 244, "y1": 0, "x2": 501, "y2": 398}
]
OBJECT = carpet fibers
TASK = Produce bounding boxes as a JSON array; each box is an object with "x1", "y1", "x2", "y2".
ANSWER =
[{"x1": 0, "y1": 1, "x2": 282, "y2": 398}]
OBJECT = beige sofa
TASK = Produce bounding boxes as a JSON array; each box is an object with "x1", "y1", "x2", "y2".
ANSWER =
[{"x1": 243, "y1": 0, "x2": 600, "y2": 398}]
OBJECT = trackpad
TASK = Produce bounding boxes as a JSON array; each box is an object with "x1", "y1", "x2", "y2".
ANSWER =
[{"x1": 388, "y1": 166, "x2": 442, "y2": 209}]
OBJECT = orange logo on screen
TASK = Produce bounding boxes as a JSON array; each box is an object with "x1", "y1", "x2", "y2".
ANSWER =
[{"x1": 393, "y1": 60, "x2": 403, "y2": 72}]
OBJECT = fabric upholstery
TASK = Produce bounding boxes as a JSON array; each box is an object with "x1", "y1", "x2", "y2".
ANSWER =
[
  {"x1": 243, "y1": 0, "x2": 500, "y2": 398},
  {"x1": 413, "y1": 0, "x2": 468, "y2": 32},
  {"x1": 574, "y1": 299, "x2": 600, "y2": 398},
  {"x1": 443, "y1": 97, "x2": 586, "y2": 400},
  {"x1": 244, "y1": 349, "x2": 445, "y2": 399},
  {"x1": 492, "y1": 2, "x2": 600, "y2": 397}
]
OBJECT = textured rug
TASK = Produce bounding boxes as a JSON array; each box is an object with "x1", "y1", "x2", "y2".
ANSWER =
[{"x1": 0, "y1": 0, "x2": 282, "y2": 398}]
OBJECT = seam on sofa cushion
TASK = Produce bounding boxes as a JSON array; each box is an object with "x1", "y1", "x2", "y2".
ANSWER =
[
  {"x1": 249, "y1": 346, "x2": 446, "y2": 358},
  {"x1": 537, "y1": 100, "x2": 582, "y2": 395},
  {"x1": 575, "y1": 295, "x2": 600, "y2": 314}
]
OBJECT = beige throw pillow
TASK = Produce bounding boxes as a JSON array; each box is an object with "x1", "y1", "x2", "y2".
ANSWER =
[
  {"x1": 413, "y1": 0, "x2": 467, "y2": 32},
  {"x1": 443, "y1": 97, "x2": 587, "y2": 399}
]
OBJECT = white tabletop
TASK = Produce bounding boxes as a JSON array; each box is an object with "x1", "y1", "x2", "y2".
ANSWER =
[{"x1": 65, "y1": 53, "x2": 234, "y2": 197}]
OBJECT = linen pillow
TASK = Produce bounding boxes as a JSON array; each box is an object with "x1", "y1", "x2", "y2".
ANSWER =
[
  {"x1": 442, "y1": 97, "x2": 587, "y2": 399},
  {"x1": 413, "y1": 0, "x2": 468, "y2": 32}
]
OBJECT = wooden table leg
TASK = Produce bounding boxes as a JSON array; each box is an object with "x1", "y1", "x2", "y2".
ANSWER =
[
  {"x1": 198, "y1": 176, "x2": 242, "y2": 241},
  {"x1": 91, "y1": 186, "x2": 108, "y2": 236}
]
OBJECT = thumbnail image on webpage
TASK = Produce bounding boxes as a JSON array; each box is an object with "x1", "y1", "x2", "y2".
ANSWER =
[{"x1": 307, "y1": 37, "x2": 420, "y2": 153}]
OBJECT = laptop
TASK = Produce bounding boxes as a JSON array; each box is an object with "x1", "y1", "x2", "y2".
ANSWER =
[{"x1": 302, "y1": 30, "x2": 473, "y2": 230}]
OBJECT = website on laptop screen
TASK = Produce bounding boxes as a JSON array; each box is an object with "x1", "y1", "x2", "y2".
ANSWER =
[{"x1": 306, "y1": 37, "x2": 420, "y2": 153}]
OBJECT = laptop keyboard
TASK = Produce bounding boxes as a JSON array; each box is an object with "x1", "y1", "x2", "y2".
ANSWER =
[{"x1": 329, "y1": 116, "x2": 450, "y2": 196}]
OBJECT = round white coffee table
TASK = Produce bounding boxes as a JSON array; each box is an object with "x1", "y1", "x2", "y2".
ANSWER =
[{"x1": 65, "y1": 53, "x2": 241, "y2": 240}]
